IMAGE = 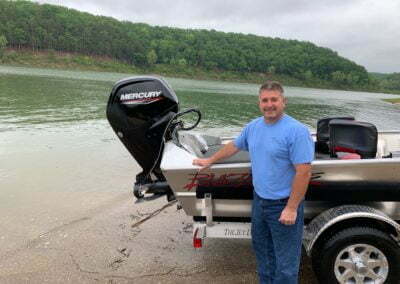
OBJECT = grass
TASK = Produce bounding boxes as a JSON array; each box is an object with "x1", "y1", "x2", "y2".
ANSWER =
[{"x1": 382, "y1": 98, "x2": 400, "y2": 104}]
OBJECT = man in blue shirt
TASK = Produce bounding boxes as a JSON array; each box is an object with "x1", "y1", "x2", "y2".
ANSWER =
[{"x1": 193, "y1": 81, "x2": 314, "y2": 284}]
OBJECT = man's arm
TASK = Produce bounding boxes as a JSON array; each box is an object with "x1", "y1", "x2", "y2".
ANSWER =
[
  {"x1": 279, "y1": 163, "x2": 312, "y2": 225},
  {"x1": 192, "y1": 141, "x2": 240, "y2": 170}
]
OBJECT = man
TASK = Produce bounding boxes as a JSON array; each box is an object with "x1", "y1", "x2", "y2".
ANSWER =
[{"x1": 192, "y1": 81, "x2": 314, "y2": 284}]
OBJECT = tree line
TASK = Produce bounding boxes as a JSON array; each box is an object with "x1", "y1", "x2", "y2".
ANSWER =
[
  {"x1": 378, "y1": 73, "x2": 400, "y2": 91},
  {"x1": 0, "y1": 1, "x2": 371, "y2": 87}
]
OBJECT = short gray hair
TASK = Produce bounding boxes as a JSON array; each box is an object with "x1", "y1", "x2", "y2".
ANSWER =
[{"x1": 259, "y1": 81, "x2": 284, "y2": 95}]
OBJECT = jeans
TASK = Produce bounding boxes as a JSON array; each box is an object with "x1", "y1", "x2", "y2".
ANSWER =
[{"x1": 251, "y1": 192, "x2": 304, "y2": 284}]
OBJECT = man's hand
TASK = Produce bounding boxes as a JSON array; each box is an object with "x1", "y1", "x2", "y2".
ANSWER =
[
  {"x1": 278, "y1": 163, "x2": 311, "y2": 225},
  {"x1": 278, "y1": 206, "x2": 297, "y2": 225},
  {"x1": 192, "y1": 158, "x2": 213, "y2": 171},
  {"x1": 192, "y1": 142, "x2": 240, "y2": 171}
]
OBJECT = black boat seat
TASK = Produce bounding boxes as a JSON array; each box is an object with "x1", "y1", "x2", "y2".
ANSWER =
[
  {"x1": 329, "y1": 119, "x2": 378, "y2": 159},
  {"x1": 316, "y1": 116, "x2": 355, "y2": 154}
]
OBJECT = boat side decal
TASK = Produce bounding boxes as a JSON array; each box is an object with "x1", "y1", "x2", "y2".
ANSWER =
[{"x1": 184, "y1": 172, "x2": 252, "y2": 191}]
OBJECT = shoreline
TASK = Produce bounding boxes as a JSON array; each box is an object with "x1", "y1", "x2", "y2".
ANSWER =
[{"x1": 2, "y1": 49, "x2": 398, "y2": 94}]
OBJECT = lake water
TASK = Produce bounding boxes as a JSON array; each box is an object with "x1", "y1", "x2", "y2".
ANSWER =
[
  {"x1": 1, "y1": 65, "x2": 400, "y2": 132},
  {"x1": 1, "y1": 65, "x2": 400, "y2": 254}
]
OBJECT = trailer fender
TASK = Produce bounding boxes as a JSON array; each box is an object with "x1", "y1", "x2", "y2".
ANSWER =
[{"x1": 303, "y1": 205, "x2": 400, "y2": 255}]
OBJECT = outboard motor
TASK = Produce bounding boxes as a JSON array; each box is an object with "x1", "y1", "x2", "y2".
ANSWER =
[{"x1": 106, "y1": 76, "x2": 179, "y2": 201}]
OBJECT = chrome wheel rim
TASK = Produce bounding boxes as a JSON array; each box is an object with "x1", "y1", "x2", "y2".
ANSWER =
[{"x1": 334, "y1": 243, "x2": 389, "y2": 284}]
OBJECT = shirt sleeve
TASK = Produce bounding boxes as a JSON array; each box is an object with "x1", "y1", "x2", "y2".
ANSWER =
[
  {"x1": 234, "y1": 124, "x2": 250, "y2": 151},
  {"x1": 289, "y1": 126, "x2": 315, "y2": 164}
]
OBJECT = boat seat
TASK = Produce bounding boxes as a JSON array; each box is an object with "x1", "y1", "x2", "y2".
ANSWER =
[
  {"x1": 178, "y1": 133, "x2": 250, "y2": 163},
  {"x1": 316, "y1": 116, "x2": 355, "y2": 154},
  {"x1": 178, "y1": 133, "x2": 222, "y2": 157},
  {"x1": 329, "y1": 119, "x2": 378, "y2": 159}
]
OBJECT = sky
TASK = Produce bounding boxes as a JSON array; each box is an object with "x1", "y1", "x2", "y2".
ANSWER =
[{"x1": 35, "y1": 0, "x2": 400, "y2": 73}]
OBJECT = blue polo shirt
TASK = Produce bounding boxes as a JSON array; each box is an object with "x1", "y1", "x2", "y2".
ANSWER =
[{"x1": 234, "y1": 114, "x2": 314, "y2": 200}]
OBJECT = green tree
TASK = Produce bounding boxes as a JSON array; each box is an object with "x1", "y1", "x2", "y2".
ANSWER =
[
  {"x1": 346, "y1": 72, "x2": 360, "y2": 85},
  {"x1": 332, "y1": 71, "x2": 347, "y2": 85},
  {"x1": 146, "y1": 49, "x2": 157, "y2": 66},
  {"x1": 0, "y1": 34, "x2": 7, "y2": 58},
  {"x1": 267, "y1": 65, "x2": 276, "y2": 75},
  {"x1": 177, "y1": 58, "x2": 187, "y2": 66},
  {"x1": 304, "y1": 70, "x2": 314, "y2": 81}
]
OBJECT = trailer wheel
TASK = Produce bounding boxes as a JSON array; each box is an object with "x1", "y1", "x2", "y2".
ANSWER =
[{"x1": 312, "y1": 227, "x2": 400, "y2": 284}]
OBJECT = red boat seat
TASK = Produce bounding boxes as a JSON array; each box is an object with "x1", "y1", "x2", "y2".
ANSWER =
[{"x1": 338, "y1": 153, "x2": 361, "y2": 160}]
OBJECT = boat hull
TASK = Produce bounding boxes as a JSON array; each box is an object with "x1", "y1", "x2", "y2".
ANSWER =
[{"x1": 161, "y1": 137, "x2": 400, "y2": 221}]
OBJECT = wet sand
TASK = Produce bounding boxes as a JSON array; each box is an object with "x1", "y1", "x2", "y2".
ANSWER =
[{"x1": 0, "y1": 193, "x2": 317, "y2": 284}]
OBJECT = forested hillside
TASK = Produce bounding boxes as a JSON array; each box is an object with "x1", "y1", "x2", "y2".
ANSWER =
[
  {"x1": 370, "y1": 73, "x2": 400, "y2": 92},
  {"x1": 0, "y1": 0, "x2": 374, "y2": 88}
]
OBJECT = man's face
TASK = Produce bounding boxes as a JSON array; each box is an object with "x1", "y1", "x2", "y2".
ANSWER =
[{"x1": 258, "y1": 90, "x2": 286, "y2": 123}]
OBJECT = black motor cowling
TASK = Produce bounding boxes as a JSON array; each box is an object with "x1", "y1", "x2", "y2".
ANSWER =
[{"x1": 106, "y1": 76, "x2": 179, "y2": 183}]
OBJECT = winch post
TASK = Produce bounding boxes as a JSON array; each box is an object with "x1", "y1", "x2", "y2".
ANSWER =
[{"x1": 204, "y1": 193, "x2": 213, "y2": 226}]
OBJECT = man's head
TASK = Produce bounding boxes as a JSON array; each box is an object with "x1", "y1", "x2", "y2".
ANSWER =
[{"x1": 258, "y1": 81, "x2": 286, "y2": 123}]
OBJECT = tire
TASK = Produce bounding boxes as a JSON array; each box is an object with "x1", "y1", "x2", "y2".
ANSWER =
[{"x1": 312, "y1": 227, "x2": 400, "y2": 284}]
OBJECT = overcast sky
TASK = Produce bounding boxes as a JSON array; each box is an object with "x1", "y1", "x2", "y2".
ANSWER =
[{"x1": 36, "y1": 0, "x2": 400, "y2": 73}]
